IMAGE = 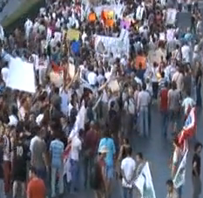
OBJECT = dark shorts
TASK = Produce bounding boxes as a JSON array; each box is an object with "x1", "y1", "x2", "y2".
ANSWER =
[{"x1": 12, "y1": 169, "x2": 26, "y2": 182}]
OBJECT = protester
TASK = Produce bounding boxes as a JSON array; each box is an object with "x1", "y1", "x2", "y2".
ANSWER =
[
  {"x1": 0, "y1": 0, "x2": 201, "y2": 197},
  {"x1": 166, "y1": 179, "x2": 179, "y2": 198},
  {"x1": 192, "y1": 142, "x2": 202, "y2": 198},
  {"x1": 27, "y1": 166, "x2": 46, "y2": 198}
]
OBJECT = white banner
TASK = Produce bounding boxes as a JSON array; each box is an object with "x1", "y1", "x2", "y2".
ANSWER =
[
  {"x1": 7, "y1": 57, "x2": 36, "y2": 93},
  {"x1": 134, "y1": 162, "x2": 156, "y2": 198},
  {"x1": 94, "y1": 29, "x2": 129, "y2": 58},
  {"x1": 173, "y1": 149, "x2": 188, "y2": 189}
]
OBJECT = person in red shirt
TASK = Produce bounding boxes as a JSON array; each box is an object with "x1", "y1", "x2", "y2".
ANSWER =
[
  {"x1": 27, "y1": 167, "x2": 46, "y2": 198},
  {"x1": 159, "y1": 81, "x2": 169, "y2": 137}
]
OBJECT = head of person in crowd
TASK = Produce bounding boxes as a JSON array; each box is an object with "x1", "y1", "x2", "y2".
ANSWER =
[
  {"x1": 166, "y1": 179, "x2": 175, "y2": 194},
  {"x1": 98, "y1": 145, "x2": 108, "y2": 158},
  {"x1": 194, "y1": 142, "x2": 203, "y2": 155},
  {"x1": 136, "y1": 152, "x2": 144, "y2": 163},
  {"x1": 171, "y1": 81, "x2": 177, "y2": 90}
]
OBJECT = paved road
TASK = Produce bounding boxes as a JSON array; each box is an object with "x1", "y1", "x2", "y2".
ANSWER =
[{"x1": 65, "y1": 105, "x2": 203, "y2": 198}]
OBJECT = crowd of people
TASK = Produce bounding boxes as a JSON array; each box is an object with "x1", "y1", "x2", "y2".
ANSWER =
[{"x1": 0, "y1": 0, "x2": 202, "y2": 198}]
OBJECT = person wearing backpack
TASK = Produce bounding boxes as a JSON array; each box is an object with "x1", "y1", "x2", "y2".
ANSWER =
[
  {"x1": 90, "y1": 146, "x2": 108, "y2": 198},
  {"x1": 98, "y1": 131, "x2": 116, "y2": 198}
]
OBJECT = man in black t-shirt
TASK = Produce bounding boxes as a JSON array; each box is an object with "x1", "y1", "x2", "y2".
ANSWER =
[
  {"x1": 12, "y1": 135, "x2": 28, "y2": 198},
  {"x1": 192, "y1": 142, "x2": 202, "y2": 198}
]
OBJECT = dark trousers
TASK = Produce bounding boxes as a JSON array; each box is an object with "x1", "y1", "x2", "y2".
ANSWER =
[{"x1": 3, "y1": 161, "x2": 11, "y2": 194}]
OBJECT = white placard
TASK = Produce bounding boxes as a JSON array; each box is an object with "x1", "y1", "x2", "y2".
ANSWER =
[
  {"x1": 94, "y1": 29, "x2": 129, "y2": 58},
  {"x1": 166, "y1": 8, "x2": 177, "y2": 25},
  {"x1": 7, "y1": 58, "x2": 36, "y2": 93},
  {"x1": 136, "y1": 5, "x2": 144, "y2": 21}
]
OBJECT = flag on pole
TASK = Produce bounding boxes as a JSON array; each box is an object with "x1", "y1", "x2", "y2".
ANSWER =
[
  {"x1": 173, "y1": 149, "x2": 188, "y2": 189},
  {"x1": 134, "y1": 162, "x2": 156, "y2": 198},
  {"x1": 178, "y1": 107, "x2": 196, "y2": 145}
]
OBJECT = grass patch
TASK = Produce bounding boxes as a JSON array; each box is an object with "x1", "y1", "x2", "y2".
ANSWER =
[{"x1": 2, "y1": 0, "x2": 43, "y2": 30}]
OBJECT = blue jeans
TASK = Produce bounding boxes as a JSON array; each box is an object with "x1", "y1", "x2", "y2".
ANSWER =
[
  {"x1": 161, "y1": 110, "x2": 168, "y2": 136},
  {"x1": 123, "y1": 187, "x2": 133, "y2": 198},
  {"x1": 70, "y1": 159, "x2": 80, "y2": 191},
  {"x1": 0, "y1": 179, "x2": 5, "y2": 198},
  {"x1": 36, "y1": 167, "x2": 47, "y2": 181},
  {"x1": 51, "y1": 166, "x2": 64, "y2": 197},
  {"x1": 196, "y1": 84, "x2": 202, "y2": 107},
  {"x1": 83, "y1": 156, "x2": 94, "y2": 188},
  {"x1": 139, "y1": 106, "x2": 149, "y2": 137}
]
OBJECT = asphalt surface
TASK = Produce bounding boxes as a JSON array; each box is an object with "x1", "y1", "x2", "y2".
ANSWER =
[{"x1": 65, "y1": 104, "x2": 203, "y2": 198}]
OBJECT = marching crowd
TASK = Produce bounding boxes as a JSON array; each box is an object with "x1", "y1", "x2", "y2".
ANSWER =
[{"x1": 0, "y1": 0, "x2": 202, "y2": 198}]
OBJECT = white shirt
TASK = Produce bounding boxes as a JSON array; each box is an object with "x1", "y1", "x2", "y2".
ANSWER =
[
  {"x1": 182, "y1": 97, "x2": 195, "y2": 114},
  {"x1": 1, "y1": 67, "x2": 9, "y2": 84},
  {"x1": 121, "y1": 157, "x2": 136, "y2": 188},
  {"x1": 87, "y1": 71, "x2": 97, "y2": 86},
  {"x1": 8, "y1": 115, "x2": 18, "y2": 126},
  {"x1": 70, "y1": 136, "x2": 82, "y2": 161},
  {"x1": 124, "y1": 98, "x2": 135, "y2": 115},
  {"x1": 181, "y1": 45, "x2": 190, "y2": 63}
]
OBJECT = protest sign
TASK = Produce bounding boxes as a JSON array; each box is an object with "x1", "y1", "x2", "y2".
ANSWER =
[
  {"x1": 166, "y1": 8, "x2": 177, "y2": 25},
  {"x1": 95, "y1": 29, "x2": 129, "y2": 57},
  {"x1": 173, "y1": 149, "x2": 188, "y2": 189},
  {"x1": 134, "y1": 162, "x2": 156, "y2": 198},
  {"x1": 176, "y1": 12, "x2": 191, "y2": 32},
  {"x1": 67, "y1": 29, "x2": 80, "y2": 41},
  {"x1": 7, "y1": 57, "x2": 36, "y2": 93}
]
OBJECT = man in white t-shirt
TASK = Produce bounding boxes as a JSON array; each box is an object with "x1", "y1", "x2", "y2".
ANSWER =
[
  {"x1": 70, "y1": 135, "x2": 82, "y2": 192},
  {"x1": 87, "y1": 66, "x2": 97, "y2": 86},
  {"x1": 121, "y1": 146, "x2": 136, "y2": 198},
  {"x1": 181, "y1": 42, "x2": 191, "y2": 63}
]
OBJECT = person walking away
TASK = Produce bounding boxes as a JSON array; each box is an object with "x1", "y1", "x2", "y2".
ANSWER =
[
  {"x1": 91, "y1": 146, "x2": 108, "y2": 198},
  {"x1": 171, "y1": 137, "x2": 183, "y2": 198},
  {"x1": 123, "y1": 87, "x2": 136, "y2": 137},
  {"x1": 12, "y1": 133, "x2": 28, "y2": 198},
  {"x1": 150, "y1": 62, "x2": 159, "y2": 99},
  {"x1": 168, "y1": 81, "x2": 181, "y2": 134},
  {"x1": 3, "y1": 126, "x2": 12, "y2": 195},
  {"x1": 70, "y1": 132, "x2": 82, "y2": 192},
  {"x1": 0, "y1": 136, "x2": 5, "y2": 198},
  {"x1": 98, "y1": 130, "x2": 116, "y2": 198},
  {"x1": 49, "y1": 130, "x2": 65, "y2": 198},
  {"x1": 166, "y1": 179, "x2": 179, "y2": 198},
  {"x1": 121, "y1": 146, "x2": 136, "y2": 198},
  {"x1": 159, "y1": 81, "x2": 169, "y2": 137},
  {"x1": 117, "y1": 138, "x2": 130, "y2": 179},
  {"x1": 84, "y1": 122, "x2": 100, "y2": 188},
  {"x1": 192, "y1": 142, "x2": 202, "y2": 198},
  {"x1": 181, "y1": 90, "x2": 195, "y2": 120},
  {"x1": 137, "y1": 83, "x2": 151, "y2": 137},
  {"x1": 195, "y1": 62, "x2": 202, "y2": 107},
  {"x1": 27, "y1": 166, "x2": 46, "y2": 198},
  {"x1": 30, "y1": 127, "x2": 49, "y2": 182}
]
